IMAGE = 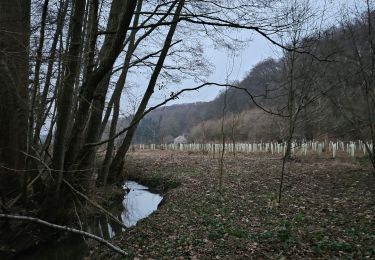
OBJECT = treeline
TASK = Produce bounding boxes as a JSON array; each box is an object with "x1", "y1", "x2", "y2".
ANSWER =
[{"x1": 133, "y1": 12, "x2": 375, "y2": 144}]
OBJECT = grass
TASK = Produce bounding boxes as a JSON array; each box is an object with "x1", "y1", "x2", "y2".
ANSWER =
[{"x1": 93, "y1": 150, "x2": 375, "y2": 259}]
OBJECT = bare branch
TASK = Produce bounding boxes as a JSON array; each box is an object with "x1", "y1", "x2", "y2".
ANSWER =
[
  {"x1": 62, "y1": 179, "x2": 126, "y2": 229},
  {"x1": 86, "y1": 82, "x2": 287, "y2": 147},
  {"x1": 0, "y1": 214, "x2": 127, "y2": 256}
]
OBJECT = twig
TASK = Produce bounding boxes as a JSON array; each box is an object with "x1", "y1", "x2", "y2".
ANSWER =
[
  {"x1": 62, "y1": 179, "x2": 127, "y2": 229},
  {"x1": 87, "y1": 82, "x2": 285, "y2": 147},
  {"x1": 8, "y1": 151, "x2": 126, "y2": 229},
  {"x1": 7, "y1": 174, "x2": 41, "y2": 208},
  {"x1": 0, "y1": 213, "x2": 127, "y2": 256},
  {"x1": 73, "y1": 200, "x2": 88, "y2": 244}
]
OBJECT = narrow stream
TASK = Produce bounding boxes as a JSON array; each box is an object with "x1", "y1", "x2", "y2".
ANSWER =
[
  {"x1": 121, "y1": 181, "x2": 163, "y2": 228},
  {"x1": 14, "y1": 181, "x2": 163, "y2": 260}
]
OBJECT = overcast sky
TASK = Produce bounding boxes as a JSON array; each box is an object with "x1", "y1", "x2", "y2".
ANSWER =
[
  {"x1": 163, "y1": 32, "x2": 280, "y2": 104},
  {"x1": 154, "y1": 0, "x2": 365, "y2": 104},
  {"x1": 120, "y1": 0, "x2": 363, "y2": 113},
  {"x1": 129, "y1": 30, "x2": 282, "y2": 110}
]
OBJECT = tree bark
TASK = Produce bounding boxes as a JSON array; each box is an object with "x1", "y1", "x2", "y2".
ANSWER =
[
  {"x1": 0, "y1": 0, "x2": 30, "y2": 200},
  {"x1": 73, "y1": 0, "x2": 131, "y2": 176},
  {"x1": 52, "y1": 0, "x2": 86, "y2": 201},
  {"x1": 64, "y1": 0, "x2": 136, "y2": 171}
]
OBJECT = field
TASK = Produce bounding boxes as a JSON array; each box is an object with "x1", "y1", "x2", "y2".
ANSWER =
[{"x1": 95, "y1": 150, "x2": 375, "y2": 259}]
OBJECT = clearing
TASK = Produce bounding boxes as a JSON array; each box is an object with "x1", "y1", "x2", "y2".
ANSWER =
[{"x1": 95, "y1": 150, "x2": 375, "y2": 259}]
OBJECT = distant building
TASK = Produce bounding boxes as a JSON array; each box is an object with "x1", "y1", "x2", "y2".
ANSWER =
[{"x1": 173, "y1": 135, "x2": 188, "y2": 144}]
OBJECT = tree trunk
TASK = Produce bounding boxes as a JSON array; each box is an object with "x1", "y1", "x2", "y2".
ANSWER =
[
  {"x1": 73, "y1": 0, "x2": 130, "y2": 177},
  {"x1": 99, "y1": 0, "x2": 144, "y2": 186},
  {"x1": 64, "y1": 0, "x2": 136, "y2": 171},
  {"x1": 52, "y1": 0, "x2": 86, "y2": 202},
  {"x1": 0, "y1": 0, "x2": 30, "y2": 201},
  {"x1": 109, "y1": 0, "x2": 185, "y2": 181}
]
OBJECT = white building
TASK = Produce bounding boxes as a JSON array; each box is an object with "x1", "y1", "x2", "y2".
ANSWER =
[{"x1": 173, "y1": 135, "x2": 188, "y2": 144}]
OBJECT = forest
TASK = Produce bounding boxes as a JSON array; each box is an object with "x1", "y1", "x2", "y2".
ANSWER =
[{"x1": 0, "y1": 0, "x2": 374, "y2": 259}]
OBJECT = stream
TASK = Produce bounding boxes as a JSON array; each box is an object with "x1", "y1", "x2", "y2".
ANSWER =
[{"x1": 14, "y1": 181, "x2": 163, "y2": 260}]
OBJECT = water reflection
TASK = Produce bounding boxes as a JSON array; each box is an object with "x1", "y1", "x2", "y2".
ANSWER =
[
  {"x1": 13, "y1": 180, "x2": 163, "y2": 259},
  {"x1": 121, "y1": 181, "x2": 163, "y2": 227}
]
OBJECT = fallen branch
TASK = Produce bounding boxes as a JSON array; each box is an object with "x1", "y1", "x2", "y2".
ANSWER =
[
  {"x1": 62, "y1": 179, "x2": 127, "y2": 229},
  {"x1": 0, "y1": 213, "x2": 127, "y2": 256},
  {"x1": 14, "y1": 151, "x2": 126, "y2": 229}
]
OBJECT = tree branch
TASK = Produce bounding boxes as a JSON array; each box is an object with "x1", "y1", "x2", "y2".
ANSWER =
[
  {"x1": 86, "y1": 82, "x2": 286, "y2": 147},
  {"x1": 0, "y1": 214, "x2": 127, "y2": 256},
  {"x1": 62, "y1": 179, "x2": 127, "y2": 229}
]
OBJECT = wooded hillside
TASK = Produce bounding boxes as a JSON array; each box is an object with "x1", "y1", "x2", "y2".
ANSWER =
[{"x1": 133, "y1": 13, "x2": 375, "y2": 144}]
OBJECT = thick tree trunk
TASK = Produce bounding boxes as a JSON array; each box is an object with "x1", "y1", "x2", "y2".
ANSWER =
[
  {"x1": 0, "y1": 0, "x2": 30, "y2": 200},
  {"x1": 73, "y1": 0, "x2": 129, "y2": 177},
  {"x1": 64, "y1": 0, "x2": 136, "y2": 171}
]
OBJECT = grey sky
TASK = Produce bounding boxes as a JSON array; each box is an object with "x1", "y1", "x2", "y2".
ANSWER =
[
  {"x1": 130, "y1": 31, "x2": 280, "y2": 110},
  {"x1": 165, "y1": 33, "x2": 279, "y2": 104},
  {"x1": 120, "y1": 0, "x2": 364, "y2": 113},
  {"x1": 155, "y1": 0, "x2": 363, "y2": 105}
]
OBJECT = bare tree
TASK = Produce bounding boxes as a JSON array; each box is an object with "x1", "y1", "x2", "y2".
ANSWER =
[
  {"x1": 276, "y1": 0, "x2": 325, "y2": 203},
  {"x1": 109, "y1": 0, "x2": 186, "y2": 181}
]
